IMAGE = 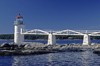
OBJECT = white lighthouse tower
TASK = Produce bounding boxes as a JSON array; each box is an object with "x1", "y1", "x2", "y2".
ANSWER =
[{"x1": 14, "y1": 14, "x2": 25, "y2": 44}]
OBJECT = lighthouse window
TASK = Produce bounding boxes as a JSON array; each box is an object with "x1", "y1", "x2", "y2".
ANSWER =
[{"x1": 20, "y1": 22, "x2": 23, "y2": 24}]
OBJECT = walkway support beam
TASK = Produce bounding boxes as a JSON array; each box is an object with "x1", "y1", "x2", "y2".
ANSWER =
[
  {"x1": 83, "y1": 34, "x2": 90, "y2": 45},
  {"x1": 48, "y1": 34, "x2": 56, "y2": 45}
]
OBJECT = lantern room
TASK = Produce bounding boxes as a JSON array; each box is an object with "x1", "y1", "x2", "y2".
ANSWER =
[{"x1": 14, "y1": 14, "x2": 23, "y2": 25}]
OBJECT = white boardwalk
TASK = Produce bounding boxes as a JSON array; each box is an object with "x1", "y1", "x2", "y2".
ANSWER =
[{"x1": 21, "y1": 29, "x2": 100, "y2": 45}]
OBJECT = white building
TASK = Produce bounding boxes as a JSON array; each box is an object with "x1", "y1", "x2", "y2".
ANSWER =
[{"x1": 14, "y1": 14, "x2": 25, "y2": 44}]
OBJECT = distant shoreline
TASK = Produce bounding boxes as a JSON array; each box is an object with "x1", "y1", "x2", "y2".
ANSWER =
[
  {"x1": 0, "y1": 39, "x2": 99, "y2": 41},
  {"x1": 0, "y1": 39, "x2": 82, "y2": 41}
]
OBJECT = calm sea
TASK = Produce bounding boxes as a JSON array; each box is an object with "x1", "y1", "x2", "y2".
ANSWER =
[
  {"x1": 0, "y1": 40, "x2": 100, "y2": 44},
  {"x1": 0, "y1": 40, "x2": 100, "y2": 66}
]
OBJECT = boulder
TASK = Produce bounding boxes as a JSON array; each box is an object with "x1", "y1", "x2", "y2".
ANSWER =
[
  {"x1": 20, "y1": 44, "x2": 26, "y2": 48},
  {"x1": 24, "y1": 44, "x2": 31, "y2": 49},
  {"x1": 1, "y1": 42, "x2": 11, "y2": 47},
  {"x1": 91, "y1": 43, "x2": 95, "y2": 45},
  {"x1": 67, "y1": 47, "x2": 86, "y2": 52},
  {"x1": 93, "y1": 49, "x2": 100, "y2": 54},
  {"x1": 10, "y1": 44, "x2": 18, "y2": 50},
  {"x1": 95, "y1": 44, "x2": 100, "y2": 49}
]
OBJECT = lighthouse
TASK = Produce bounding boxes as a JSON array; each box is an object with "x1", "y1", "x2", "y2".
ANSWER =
[{"x1": 14, "y1": 14, "x2": 25, "y2": 44}]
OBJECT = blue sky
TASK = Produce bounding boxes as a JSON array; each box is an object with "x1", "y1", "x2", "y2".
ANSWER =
[{"x1": 0, "y1": 0, "x2": 100, "y2": 34}]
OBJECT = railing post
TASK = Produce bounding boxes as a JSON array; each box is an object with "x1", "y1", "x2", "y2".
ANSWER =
[
  {"x1": 83, "y1": 34, "x2": 91, "y2": 45},
  {"x1": 47, "y1": 34, "x2": 56, "y2": 45}
]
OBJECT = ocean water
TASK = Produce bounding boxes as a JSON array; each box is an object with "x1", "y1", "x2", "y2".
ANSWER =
[
  {"x1": 0, "y1": 40, "x2": 100, "y2": 66},
  {"x1": 0, "y1": 40, "x2": 100, "y2": 44}
]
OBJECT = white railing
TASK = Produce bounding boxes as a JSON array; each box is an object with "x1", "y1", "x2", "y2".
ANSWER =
[{"x1": 21, "y1": 29, "x2": 100, "y2": 36}]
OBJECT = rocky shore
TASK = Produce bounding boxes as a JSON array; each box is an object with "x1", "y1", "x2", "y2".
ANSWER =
[{"x1": 0, "y1": 42, "x2": 100, "y2": 56}]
